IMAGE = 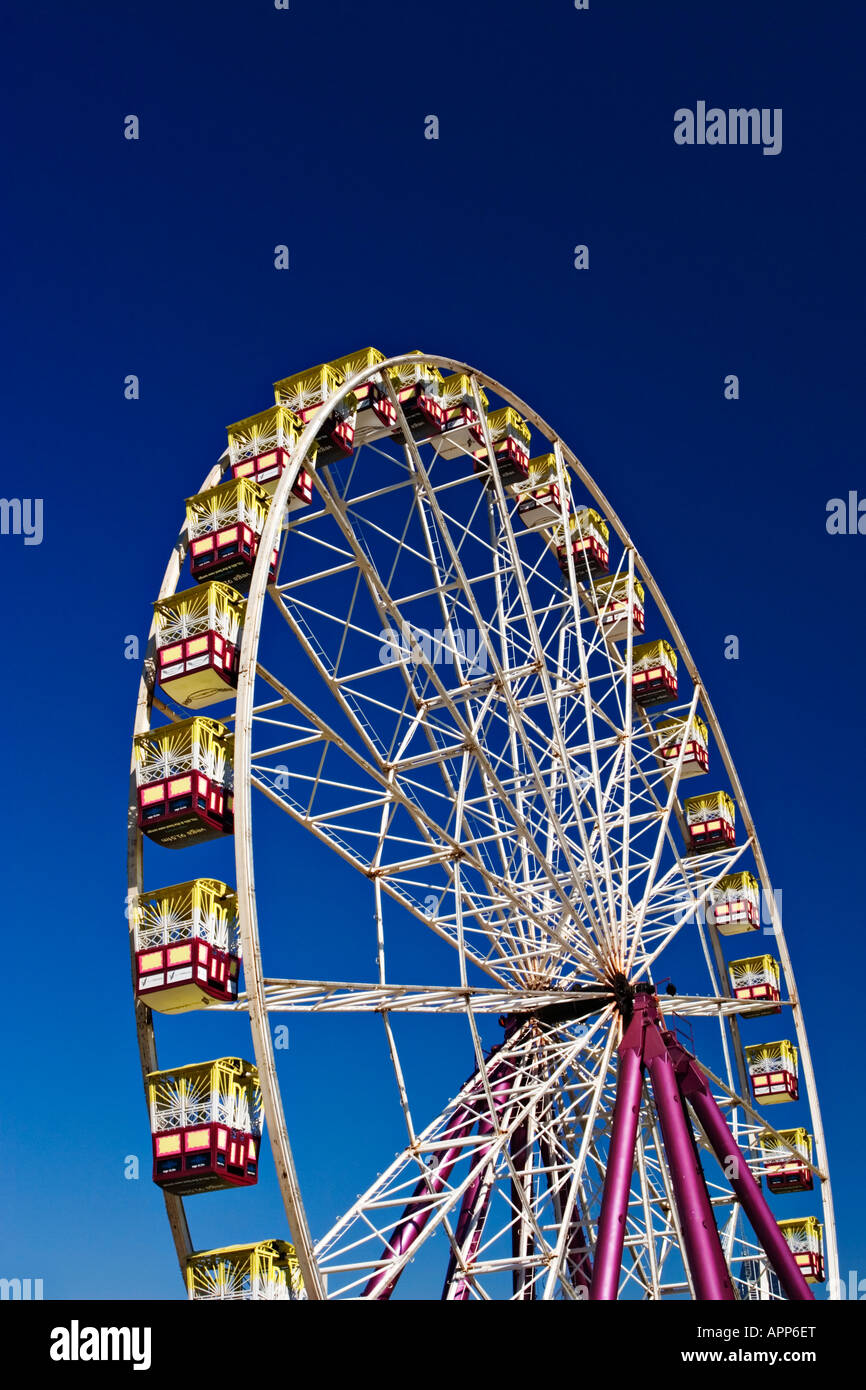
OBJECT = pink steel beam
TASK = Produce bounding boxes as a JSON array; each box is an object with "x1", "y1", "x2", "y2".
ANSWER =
[
  {"x1": 589, "y1": 998, "x2": 648, "y2": 1300},
  {"x1": 443, "y1": 1067, "x2": 514, "y2": 1301},
  {"x1": 668, "y1": 1040, "x2": 814, "y2": 1301},
  {"x1": 365, "y1": 1057, "x2": 509, "y2": 1300},
  {"x1": 644, "y1": 1024, "x2": 736, "y2": 1300},
  {"x1": 363, "y1": 1103, "x2": 478, "y2": 1299}
]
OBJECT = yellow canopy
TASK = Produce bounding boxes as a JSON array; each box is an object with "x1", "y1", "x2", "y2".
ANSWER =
[
  {"x1": 684, "y1": 790, "x2": 735, "y2": 824},
  {"x1": 154, "y1": 583, "x2": 245, "y2": 646},
  {"x1": 437, "y1": 373, "x2": 489, "y2": 412},
  {"x1": 727, "y1": 954, "x2": 780, "y2": 988},
  {"x1": 134, "y1": 716, "x2": 233, "y2": 787},
  {"x1": 777, "y1": 1216, "x2": 822, "y2": 1251},
  {"x1": 328, "y1": 346, "x2": 386, "y2": 380},
  {"x1": 745, "y1": 1039, "x2": 798, "y2": 1074},
  {"x1": 386, "y1": 351, "x2": 444, "y2": 389},
  {"x1": 226, "y1": 404, "x2": 302, "y2": 462},
  {"x1": 133, "y1": 879, "x2": 238, "y2": 953},
  {"x1": 273, "y1": 361, "x2": 345, "y2": 411},
  {"x1": 762, "y1": 1127, "x2": 811, "y2": 1160},
  {"x1": 633, "y1": 639, "x2": 677, "y2": 672},
  {"x1": 656, "y1": 713, "x2": 708, "y2": 749},
  {"x1": 186, "y1": 477, "x2": 270, "y2": 538},
  {"x1": 709, "y1": 870, "x2": 759, "y2": 901},
  {"x1": 594, "y1": 574, "x2": 645, "y2": 604},
  {"x1": 186, "y1": 1240, "x2": 301, "y2": 1299},
  {"x1": 484, "y1": 406, "x2": 531, "y2": 447},
  {"x1": 557, "y1": 507, "x2": 609, "y2": 544}
]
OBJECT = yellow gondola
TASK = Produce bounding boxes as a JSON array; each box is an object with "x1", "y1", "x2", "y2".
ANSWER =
[
  {"x1": 133, "y1": 879, "x2": 240, "y2": 1013},
  {"x1": 134, "y1": 716, "x2": 233, "y2": 846},
  {"x1": 153, "y1": 582, "x2": 245, "y2": 708},
  {"x1": 186, "y1": 1241, "x2": 302, "y2": 1301},
  {"x1": 745, "y1": 1039, "x2": 799, "y2": 1105},
  {"x1": 148, "y1": 1058, "x2": 260, "y2": 1195}
]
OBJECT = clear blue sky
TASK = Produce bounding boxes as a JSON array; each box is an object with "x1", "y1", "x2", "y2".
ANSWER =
[{"x1": 2, "y1": 0, "x2": 864, "y2": 1299}]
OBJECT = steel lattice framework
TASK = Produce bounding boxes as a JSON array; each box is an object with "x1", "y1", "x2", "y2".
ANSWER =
[{"x1": 128, "y1": 352, "x2": 837, "y2": 1301}]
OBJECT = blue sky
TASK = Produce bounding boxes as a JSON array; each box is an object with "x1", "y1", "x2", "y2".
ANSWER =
[{"x1": 2, "y1": 0, "x2": 864, "y2": 1299}]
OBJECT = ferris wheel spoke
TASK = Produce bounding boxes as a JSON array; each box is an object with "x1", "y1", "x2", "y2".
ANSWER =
[
  {"x1": 282, "y1": 469, "x2": 614, "y2": 973},
  {"x1": 316, "y1": 1015, "x2": 615, "y2": 1299},
  {"x1": 387, "y1": 385, "x2": 622, "y2": 963},
  {"x1": 247, "y1": 657, "x2": 610, "y2": 981},
  {"x1": 132, "y1": 352, "x2": 835, "y2": 1301},
  {"x1": 219, "y1": 979, "x2": 613, "y2": 1014}
]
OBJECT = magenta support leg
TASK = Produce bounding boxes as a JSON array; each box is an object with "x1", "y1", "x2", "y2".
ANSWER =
[
  {"x1": 645, "y1": 1035, "x2": 735, "y2": 1301},
  {"x1": 589, "y1": 1010, "x2": 646, "y2": 1300},
  {"x1": 444, "y1": 1068, "x2": 513, "y2": 1301},
  {"x1": 686, "y1": 1084, "x2": 814, "y2": 1301},
  {"x1": 364, "y1": 1102, "x2": 478, "y2": 1300}
]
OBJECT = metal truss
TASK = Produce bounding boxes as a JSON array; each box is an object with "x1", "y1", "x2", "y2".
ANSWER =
[{"x1": 129, "y1": 354, "x2": 837, "y2": 1301}]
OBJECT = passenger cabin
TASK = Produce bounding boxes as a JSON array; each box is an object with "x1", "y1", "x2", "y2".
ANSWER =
[
  {"x1": 186, "y1": 478, "x2": 276, "y2": 589},
  {"x1": 154, "y1": 583, "x2": 245, "y2": 708},
  {"x1": 383, "y1": 352, "x2": 445, "y2": 440},
  {"x1": 683, "y1": 790, "x2": 736, "y2": 854},
  {"x1": 632, "y1": 640, "x2": 678, "y2": 707},
  {"x1": 592, "y1": 575, "x2": 646, "y2": 641},
  {"x1": 186, "y1": 1241, "x2": 302, "y2": 1301},
  {"x1": 745, "y1": 1039, "x2": 799, "y2": 1105},
  {"x1": 777, "y1": 1217, "x2": 825, "y2": 1283},
  {"x1": 555, "y1": 506, "x2": 609, "y2": 578},
  {"x1": 473, "y1": 407, "x2": 531, "y2": 486},
  {"x1": 705, "y1": 870, "x2": 761, "y2": 933},
  {"x1": 329, "y1": 347, "x2": 395, "y2": 444},
  {"x1": 148, "y1": 1057, "x2": 261, "y2": 1195},
  {"x1": 727, "y1": 954, "x2": 781, "y2": 1016},
  {"x1": 432, "y1": 374, "x2": 489, "y2": 459},
  {"x1": 227, "y1": 403, "x2": 316, "y2": 504},
  {"x1": 273, "y1": 362, "x2": 357, "y2": 465},
  {"x1": 134, "y1": 716, "x2": 233, "y2": 847},
  {"x1": 762, "y1": 1128, "x2": 814, "y2": 1195},
  {"x1": 133, "y1": 879, "x2": 240, "y2": 1013},
  {"x1": 517, "y1": 454, "x2": 571, "y2": 528},
  {"x1": 655, "y1": 713, "x2": 709, "y2": 778}
]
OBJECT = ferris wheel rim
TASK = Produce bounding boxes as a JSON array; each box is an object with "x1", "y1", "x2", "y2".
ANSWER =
[{"x1": 129, "y1": 350, "x2": 837, "y2": 1299}]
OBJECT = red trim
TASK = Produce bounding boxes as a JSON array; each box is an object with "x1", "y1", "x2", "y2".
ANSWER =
[
  {"x1": 791, "y1": 1253, "x2": 824, "y2": 1282},
  {"x1": 632, "y1": 667, "x2": 679, "y2": 706},
  {"x1": 135, "y1": 939, "x2": 240, "y2": 1007},
  {"x1": 766, "y1": 1163, "x2": 814, "y2": 1194},
  {"x1": 687, "y1": 820, "x2": 736, "y2": 853},
  {"x1": 152, "y1": 1121, "x2": 258, "y2": 1194},
  {"x1": 157, "y1": 632, "x2": 239, "y2": 698},
  {"x1": 658, "y1": 738, "x2": 708, "y2": 769},
  {"x1": 556, "y1": 536, "x2": 610, "y2": 577},
  {"x1": 750, "y1": 1070, "x2": 799, "y2": 1103},
  {"x1": 231, "y1": 447, "x2": 312, "y2": 504},
  {"x1": 189, "y1": 524, "x2": 278, "y2": 586},
  {"x1": 137, "y1": 772, "x2": 233, "y2": 846}
]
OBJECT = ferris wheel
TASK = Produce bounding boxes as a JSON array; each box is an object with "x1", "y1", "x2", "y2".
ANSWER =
[{"x1": 127, "y1": 349, "x2": 837, "y2": 1301}]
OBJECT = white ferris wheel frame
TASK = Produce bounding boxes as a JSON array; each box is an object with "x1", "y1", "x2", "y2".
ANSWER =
[{"x1": 127, "y1": 352, "x2": 838, "y2": 1301}]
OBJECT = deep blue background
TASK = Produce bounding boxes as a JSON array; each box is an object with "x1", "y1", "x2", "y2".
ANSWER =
[{"x1": 2, "y1": 0, "x2": 864, "y2": 1299}]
